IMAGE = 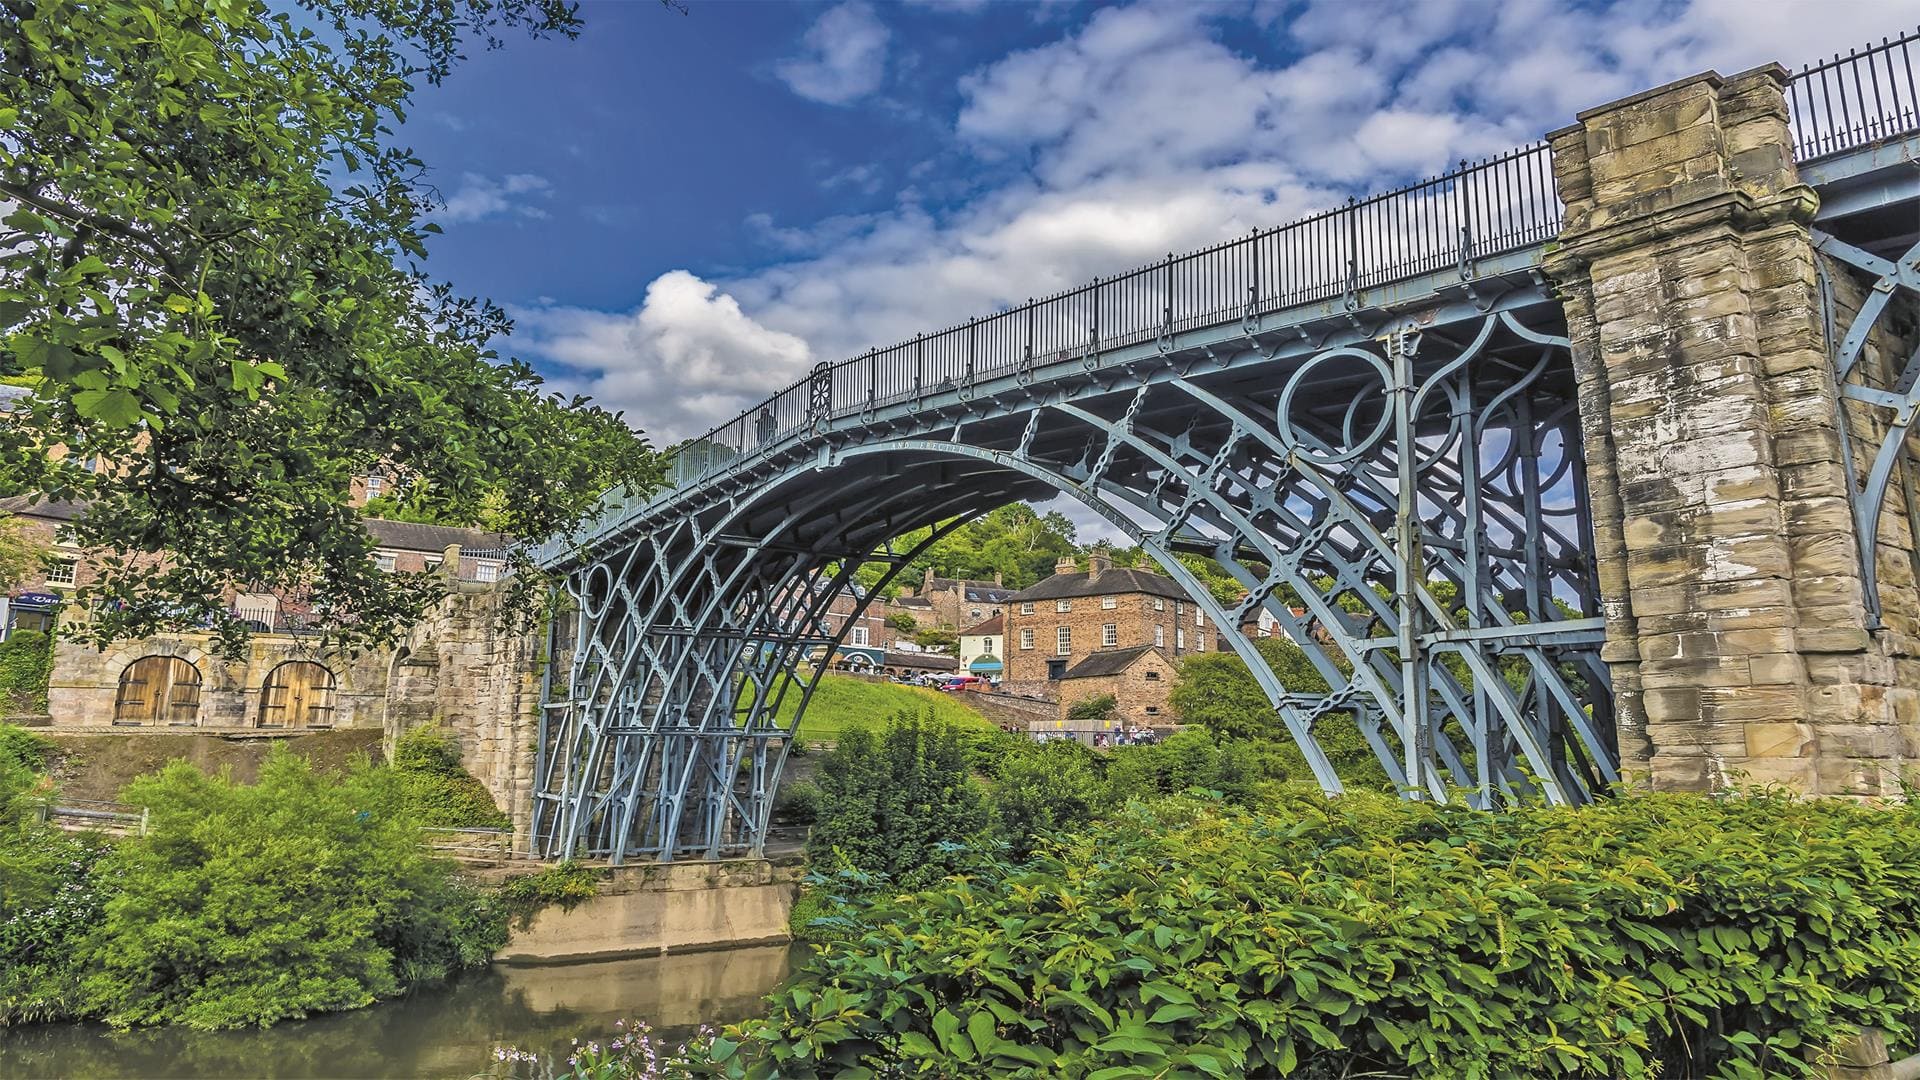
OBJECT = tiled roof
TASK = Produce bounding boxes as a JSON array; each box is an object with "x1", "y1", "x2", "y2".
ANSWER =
[
  {"x1": 363, "y1": 518, "x2": 510, "y2": 555},
  {"x1": 894, "y1": 596, "x2": 933, "y2": 608},
  {"x1": 0, "y1": 496, "x2": 84, "y2": 522},
  {"x1": 1062, "y1": 645, "x2": 1165, "y2": 679},
  {"x1": 962, "y1": 613, "x2": 1004, "y2": 636},
  {"x1": 964, "y1": 586, "x2": 1013, "y2": 602},
  {"x1": 1006, "y1": 567, "x2": 1188, "y2": 603}
]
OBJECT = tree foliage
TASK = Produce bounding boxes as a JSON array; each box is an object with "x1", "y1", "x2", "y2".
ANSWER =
[
  {"x1": 0, "y1": 0, "x2": 659, "y2": 649},
  {"x1": 1171, "y1": 637, "x2": 1391, "y2": 791},
  {"x1": 856, "y1": 504, "x2": 1079, "y2": 596}
]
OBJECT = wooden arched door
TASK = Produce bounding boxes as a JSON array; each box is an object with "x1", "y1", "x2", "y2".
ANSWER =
[
  {"x1": 259, "y1": 662, "x2": 336, "y2": 728},
  {"x1": 113, "y1": 656, "x2": 203, "y2": 726}
]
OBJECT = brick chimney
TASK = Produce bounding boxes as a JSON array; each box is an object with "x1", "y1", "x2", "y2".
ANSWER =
[
  {"x1": 922, "y1": 566, "x2": 935, "y2": 593},
  {"x1": 1054, "y1": 555, "x2": 1077, "y2": 577},
  {"x1": 1087, "y1": 548, "x2": 1112, "y2": 581},
  {"x1": 993, "y1": 570, "x2": 1003, "y2": 587}
]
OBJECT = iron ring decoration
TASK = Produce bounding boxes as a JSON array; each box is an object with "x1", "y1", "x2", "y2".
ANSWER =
[{"x1": 1275, "y1": 346, "x2": 1395, "y2": 465}]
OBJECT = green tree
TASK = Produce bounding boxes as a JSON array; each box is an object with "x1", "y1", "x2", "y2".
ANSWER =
[
  {"x1": 910, "y1": 625, "x2": 958, "y2": 652},
  {"x1": 883, "y1": 611, "x2": 919, "y2": 634},
  {"x1": 807, "y1": 711, "x2": 990, "y2": 888},
  {"x1": 77, "y1": 746, "x2": 502, "y2": 1029},
  {"x1": 0, "y1": 0, "x2": 659, "y2": 651},
  {"x1": 1170, "y1": 638, "x2": 1390, "y2": 790}
]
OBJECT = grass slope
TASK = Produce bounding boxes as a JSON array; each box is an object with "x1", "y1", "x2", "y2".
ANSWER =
[{"x1": 753, "y1": 673, "x2": 993, "y2": 743}]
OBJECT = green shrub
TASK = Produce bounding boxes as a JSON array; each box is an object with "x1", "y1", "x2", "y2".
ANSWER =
[
  {"x1": 0, "y1": 722, "x2": 50, "y2": 774},
  {"x1": 492, "y1": 861, "x2": 601, "y2": 931},
  {"x1": 988, "y1": 739, "x2": 1101, "y2": 859},
  {"x1": 76, "y1": 746, "x2": 501, "y2": 1029},
  {"x1": 0, "y1": 827, "x2": 111, "y2": 1025},
  {"x1": 691, "y1": 789, "x2": 1920, "y2": 1079},
  {"x1": 0, "y1": 630, "x2": 53, "y2": 714},
  {"x1": 1063, "y1": 693, "x2": 1115, "y2": 723},
  {"x1": 389, "y1": 725, "x2": 510, "y2": 828},
  {"x1": 806, "y1": 710, "x2": 990, "y2": 889},
  {"x1": 771, "y1": 780, "x2": 822, "y2": 826}
]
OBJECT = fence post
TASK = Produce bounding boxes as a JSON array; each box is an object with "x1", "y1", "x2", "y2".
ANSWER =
[{"x1": 139, "y1": 805, "x2": 149, "y2": 837}]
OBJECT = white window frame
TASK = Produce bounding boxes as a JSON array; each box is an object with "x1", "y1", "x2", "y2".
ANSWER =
[
  {"x1": 850, "y1": 626, "x2": 869, "y2": 646},
  {"x1": 1020, "y1": 602, "x2": 1034, "y2": 615},
  {"x1": 44, "y1": 556, "x2": 78, "y2": 587},
  {"x1": 375, "y1": 550, "x2": 398, "y2": 572},
  {"x1": 1019, "y1": 628, "x2": 1035, "y2": 650},
  {"x1": 1176, "y1": 600, "x2": 1184, "y2": 614},
  {"x1": 1101, "y1": 595, "x2": 1117, "y2": 610},
  {"x1": 1101, "y1": 623, "x2": 1117, "y2": 647},
  {"x1": 1153, "y1": 624, "x2": 1164, "y2": 648},
  {"x1": 473, "y1": 562, "x2": 500, "y2": 583},
  {"x1": 1196, "y1": 609, "x2": 1205, "y2": 626},
  {"x1": 364, "y1": 474, "x2": 385, "y2": 498},
  {"x1": 1055, "y1": 626, "x2": 1071, "y2": 655},
  {"x1": 1153, "y1": 596, "x2": 1165, "y2": 612},
  {"x1": 1176, "y1": 627, "x2": 1186, "y2": 650},
  {"x1": 1055, "y1": 598, "x2": 1072, "y2": 613}
]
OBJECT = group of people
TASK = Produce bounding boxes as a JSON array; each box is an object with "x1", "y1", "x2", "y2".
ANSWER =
[{"x1": 1032, "y1": 728, "x2": 1159, "y2": 748}]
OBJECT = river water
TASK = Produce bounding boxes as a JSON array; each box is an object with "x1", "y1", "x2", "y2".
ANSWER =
[{"x1": 0, "y1": 945, "x2": 795, "y2": 1080}]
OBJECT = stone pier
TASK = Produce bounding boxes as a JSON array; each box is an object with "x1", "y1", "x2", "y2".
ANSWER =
[{"x1": 1548, "y1": 66, "x2": 1920, "y2": 795}]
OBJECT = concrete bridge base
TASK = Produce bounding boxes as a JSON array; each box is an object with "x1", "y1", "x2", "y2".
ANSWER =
[{"x1": 496, "y1": 858, "x2": 803, "y2": 965}]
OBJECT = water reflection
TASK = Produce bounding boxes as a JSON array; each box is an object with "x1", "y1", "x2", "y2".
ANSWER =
[{"x1": 0, "y1": 945, "x2": 793, "y2": 1080}]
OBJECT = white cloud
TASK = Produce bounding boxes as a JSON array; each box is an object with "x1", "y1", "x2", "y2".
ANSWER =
[
  {"x1": 516, "y1": 271, "x2": 812, "y2": 443},
  {"x1": 435, "y1": 172, "x2": 553, "y2": 224},
  {"x1": 521, "y1": 0, "x2": 1920, "y2": 443},
  {"x1": 776, "y1": 3, "x2": 891, "y2": 105}
]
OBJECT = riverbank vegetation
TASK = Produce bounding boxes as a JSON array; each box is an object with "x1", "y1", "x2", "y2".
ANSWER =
[
  {"x1": 539, "y1": 778, "x2": 1920, "y2": 1080},
  {"x1": 0, "y1": 725, "x2": 544, "y2": 1031}
]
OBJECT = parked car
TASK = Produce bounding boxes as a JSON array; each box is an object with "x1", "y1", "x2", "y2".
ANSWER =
[{"x1": 936, "y1": 675, "x2": 990, "y2": 693}]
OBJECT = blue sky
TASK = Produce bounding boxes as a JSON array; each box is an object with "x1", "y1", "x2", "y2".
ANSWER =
[{"x1": 402, "y1": 0, "x2": 1920, "y2": 448}]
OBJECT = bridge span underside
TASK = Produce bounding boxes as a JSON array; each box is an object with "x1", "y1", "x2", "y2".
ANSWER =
[{"x1": 531, "y1": 284, "x2": 1616, "y2": 863}]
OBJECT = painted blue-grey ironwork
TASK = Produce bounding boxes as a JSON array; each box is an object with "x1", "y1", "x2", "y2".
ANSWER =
[{"x1": 529, "y1": 29, "x2": 1920, "y2": 863}]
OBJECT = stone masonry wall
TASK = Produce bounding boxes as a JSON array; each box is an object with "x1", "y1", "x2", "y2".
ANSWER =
[
  {"x1": 1547, "y1": 65, "x2": 1919, "y2": 795},
  {"x1": 45, "y1": 580, "x2": 547, "y2": 835},
  {"x1": 1052, "y1": 652, "x2": 1177, "y2": 730}
]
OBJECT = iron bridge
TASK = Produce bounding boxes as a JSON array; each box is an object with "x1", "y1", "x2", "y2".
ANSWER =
[{"x1": 529, "y1": 33, "x2": 1920, "y2": 862}]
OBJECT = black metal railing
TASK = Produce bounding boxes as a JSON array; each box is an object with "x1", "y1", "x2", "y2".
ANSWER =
[
  {"x1": 628, "y1": 27, "x2": 1920, "y2": 507},
  {"x1": 1788, "y1": 29, "x2": 1920, "y2": 161},
  {"x1": 655, "y1": 142, "x2": 1560, "y2": 492}
]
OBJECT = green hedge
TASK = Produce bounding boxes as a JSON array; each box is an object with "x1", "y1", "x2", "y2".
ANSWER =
[
  {"x1": 690, "y1": 789, "x2": 1920, "y2": 1079},
  {"x1": 0, "y1": 630, "x2": 52, "y2": 714}
]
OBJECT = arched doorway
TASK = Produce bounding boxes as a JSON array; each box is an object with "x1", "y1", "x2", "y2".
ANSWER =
[
  {"x1": 259, "y1": 662, "x2": 336, "y2": 728},
  {"x1": 113, "y1": 656, "x2": 203, "y2": 726}
]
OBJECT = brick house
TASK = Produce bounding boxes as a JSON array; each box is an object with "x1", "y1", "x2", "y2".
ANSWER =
[
  {"x1": 1001, "y1": 552, "x2": 1217, "y2": 698},
  {"x1": 908, "y1": 568, "x2": 1012, "y2": 629},
  {"x1": 0, "y1": 497, "x2": 508, "y2": 638},
  {"x1": 818, "y1": 585, "x2": 899, "y2": 651},
  {"x1": 1047, "y1": 644, "x2": 1177, "y2": 733}
]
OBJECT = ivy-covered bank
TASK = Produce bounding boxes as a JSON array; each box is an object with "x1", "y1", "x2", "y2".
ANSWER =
[
  {"x1": 523, "y1": 782, "x2": 1920, "y2": 1079},
  {"x1": 0, "y1": 724, "x2": 582, "y2": 1031}
]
